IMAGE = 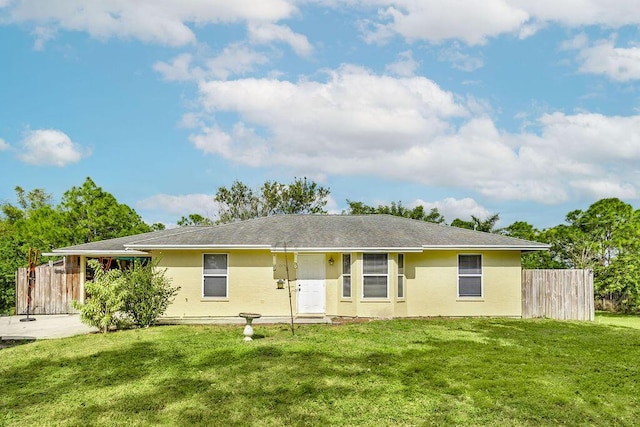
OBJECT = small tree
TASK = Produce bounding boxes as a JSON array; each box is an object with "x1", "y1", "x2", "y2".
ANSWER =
[
  {"x1": 122, "y1": 260, "x2": 179, "y2": 327},
  {"x1": 73, "y1": 260, "x2": 129, "y2": 333}
]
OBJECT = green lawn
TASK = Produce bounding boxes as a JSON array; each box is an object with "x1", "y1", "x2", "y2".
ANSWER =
[
  {"x1": 1, "y1": 318, "x2": 639, "y2": 426},
  {"x1": 595, "y1": 312, "x2": 640, "y2": 329}
]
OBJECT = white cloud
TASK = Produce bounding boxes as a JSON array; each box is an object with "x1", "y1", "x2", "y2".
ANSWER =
[
  {"x1": 32, "y1": 25, "x2": 56, "y2": 50},
  {"x1": 360, "y1": 0, "x2": 530, "y2": 46},
  {"x1": 7, "y1": 0, "x2": 640, "y2": 50},
  {"x1": 385, "y1": 50, "x2": 419, "y2": 77},
  {"x1": 567, "y1": 37, "x2": 640, "y2": 82},
  {"x1": 137, "y1": 193, "x2": 216, "y2": 218},
  {"x1": 248, "y1": 22, "x2": 313, "y2": 57},
  {"x1": 154, "y1": 44, "x2": 270, "y2": 82},
  {"x1": 514, "y1": 0, "x2": 640, "y2": 28},
  {"x1": 438, "y1": 43, "x2": 484, "y2": 71},
  {"x1": 0, "y1": 137, "x2": 9, "y2": 151},
  {"x1": 411, "y1": 197, "x2": 491, "y2": 222},
  {"x1": 351, "y1": 0, "x2": 640, "y2": 46},
  {"x1": 184, "y1": 65, "x2": 640, "y2": 204},
  {"x1": 153, "y1": 53, "x2": 198, "y2": 82},
  {"x1": 205, "y1": 44, "x2": 271, "y2": 80},
  {"x1": 4, "y1": 0, "x2": 296, "y2": 46},
  {"x1": 18, "y1": 129, "x2": 89, "y2": 166}
]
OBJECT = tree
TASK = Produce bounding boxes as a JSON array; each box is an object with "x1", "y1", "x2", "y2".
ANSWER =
[
  {"x1": 566, "y1": 199, "x2": 640, "y2": 312},
  {"x1": 0, "y1": 178, "x2": 156, "y2": 313},
  {"x1": 0, "y1": 187, "x2": 64, "y2": 314},
  {"x1": 59, "y1": 177, "x2": 151, "y2": 244},
  {"x1": 451, "y1": 214, "x2": 500, "y2": 232},
  {"x1": 345, "y1": 200, "x2": 446, "y2": 224},
  {"x1": 499, "y1": 221, "x2": 565, "y2": 269},
  {"x1": 214, "y1": 178, "x2": 330, "y2": 224},
  {"x1": 177, "y1": 213, "x2": 213, "y2": 227}
]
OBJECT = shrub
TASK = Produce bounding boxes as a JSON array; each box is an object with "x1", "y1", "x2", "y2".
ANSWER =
[
  {"x1": 122, "y1": 260, "x2": 179, "y2": 328},
  {"x1": 73, "y1": 260, "x2": 130, "y2": 333}
]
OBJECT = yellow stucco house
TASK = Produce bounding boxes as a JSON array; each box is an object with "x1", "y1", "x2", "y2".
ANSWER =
[{"x1": 51, "y1": 215, "x2": 548, "y2": 321}]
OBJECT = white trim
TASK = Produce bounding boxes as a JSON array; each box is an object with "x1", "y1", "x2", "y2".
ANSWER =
[
  {"x1": 128, "y1": 244, "x2": 271, "y2": 250},
  {"x1": 271, "y1": 247, "x2": 425, "y2": 253},
  {"x1": 124, "y1": 244, "x2": 548, "y2": 252},
  {"x1": 423, "y1": 245, "x2": 549, "y2": 251},
  {"x1": 202, "y1": 253, "x2": 229, "y2": 299},
  {"x1": 46, "y1": 250, "x2": 151, "y2": 256}
]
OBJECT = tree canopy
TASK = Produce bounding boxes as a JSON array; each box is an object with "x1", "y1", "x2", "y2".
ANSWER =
[
  {"x1": 345, "y1": 200, "x2": 445, "y2": 224},
  {"x1": 0, "y1": 178, "x2": 154, "y2": 314},
  {"x1": 214, "y1": 177, "x2": 330, "y2": 224}
]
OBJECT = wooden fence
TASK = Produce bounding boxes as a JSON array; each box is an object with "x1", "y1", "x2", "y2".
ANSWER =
[
  {"x1": 522, "y1": 269, "x2": 594, "y2": 321},
  {"x1": 15, "y1": 256, "x2": 82, "y2": 315}
]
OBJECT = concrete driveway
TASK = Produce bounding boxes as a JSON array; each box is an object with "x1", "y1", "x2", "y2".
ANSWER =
[{"x1": 0, "y1": 314, "x2": 97, "y2": 340}]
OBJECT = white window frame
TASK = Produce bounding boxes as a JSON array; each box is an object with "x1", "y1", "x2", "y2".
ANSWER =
[
  {"x1": 397, "y1": 254, "x2": 405, "y2": 300},
  {"x1": 342, "y1": 254, "x2": 352, "y2": 299},
  {"x1": 203, "y1": 253, "x2": 228, "y2": 298},
  {"x1": 458, "y1": 254, "x2": 482, "y2": 298},
  {"x1": 362, "y1": 253, "x2": 389, "y2": 299}
]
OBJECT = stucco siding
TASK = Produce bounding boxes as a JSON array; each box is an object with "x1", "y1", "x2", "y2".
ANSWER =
[
  {"x1": 405, "y1": 250, "x2": 522, "y2": 317},
  {"x1": 157, "y1": 250, "x2": 293, "y2": 318},
  {"x1": 156, "y1": 248, "x2": 522, "y2": 319}
]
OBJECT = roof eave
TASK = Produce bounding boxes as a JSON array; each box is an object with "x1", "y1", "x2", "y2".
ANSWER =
[
  {"x1": 45, "y1": 249, "x2": 151, "y2": 257},
  {"x1": 422, "y1": 245, "x2": 550, "y2": 251},
  {"x1": 270, "y1": 247, "x2": 424, "y2": 253},
  {"x1": 125, "y1": 244, "x2": 273, "y2": 250}
]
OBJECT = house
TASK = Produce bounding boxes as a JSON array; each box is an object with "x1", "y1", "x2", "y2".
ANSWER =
[{"x1": 49, "y1": 214, "x2": 549, "y2": 320}]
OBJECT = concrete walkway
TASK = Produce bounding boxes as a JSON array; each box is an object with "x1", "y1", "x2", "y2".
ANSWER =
[
  {"x1": 0, "y1": 314, "x2": 98, "y2": 340},
  {"x1": 0, "y1": 314, "x2": 332, "y2": 341}
]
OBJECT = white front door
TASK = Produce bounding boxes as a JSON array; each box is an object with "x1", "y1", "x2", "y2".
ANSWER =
[{"x1": 297, "y1": 254, "x2": 326, "y2": 314}]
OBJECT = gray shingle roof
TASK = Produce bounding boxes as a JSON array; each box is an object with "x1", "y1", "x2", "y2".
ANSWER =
[{"x1": 52, "y1": 215, "x2": 549, "y2": 254}]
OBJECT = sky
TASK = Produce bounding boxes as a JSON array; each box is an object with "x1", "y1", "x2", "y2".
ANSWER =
[{"x1": 1, "y1": 0, "x2": 640, "y2": 229}]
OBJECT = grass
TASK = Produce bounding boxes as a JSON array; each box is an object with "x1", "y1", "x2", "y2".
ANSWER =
[
  {"x1": 595, "y1": 311, "x2": 640, "y2": 329},
  {"x1": 1, "y1": 318, "x2": 640, "y2": 426}
]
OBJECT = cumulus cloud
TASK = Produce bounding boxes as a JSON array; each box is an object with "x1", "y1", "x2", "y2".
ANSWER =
[
  {"x1": 360, "y1": 0, "x2": 529, "y2": 45},
  {"x1": 137, "y1": 193, "x2": 216, "y2": 219},
  {"x1": 438, "y1": 43, "x2": 484, "y2": 71},
  {"x1": 564, "y1": 36, "x2": 640, "y2": 82},
  {"x1": 0, "y1": 137, "x2": 9, "y2": 151},
  {"x1": 3, "y1": 0, "x2": 296, "y2": 46},
  {"x1": 183, "y1": 65, "x2": 640, "y2": 204},
  {"x1": 351, "y1": 0, "x2": 640, "y2": 45},
  {"x1": 18, "y1": 129, "x2": 89, "y2": 166},
  {"x1": 248, "y1": 22, "x2": 313, "y2": 57},
  {"x1": 385, "y1": 50, "x2": 419, "y2": 77},
  {"x1": 6, "y1": 0, "x2": 640, "y2": 50},
  {"x1": 154, "y1": 44, "x2": 270, "y2": 82}
]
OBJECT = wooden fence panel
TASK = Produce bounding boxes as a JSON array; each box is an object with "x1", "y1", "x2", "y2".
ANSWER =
[
  {"x1": 522, "y1": 269, "x2": 594, "y2": 321},
  {"x1": 15, "y1": 256, "x2": 81, "y2": 315}
]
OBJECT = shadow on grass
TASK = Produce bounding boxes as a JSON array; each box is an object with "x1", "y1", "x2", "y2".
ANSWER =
[
  {"x1": 1, "y1": 320, "x2": 640, "y2": 426},
  {"x1": 0, "y1": 338, "x2": 36, "y2": 350}
]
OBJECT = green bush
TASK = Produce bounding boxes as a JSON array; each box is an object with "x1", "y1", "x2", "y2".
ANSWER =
[
  {"x1": 73, "y1": 260, "x2": 130, "y2": 333},
  {"x1": 74, "y1": 259, "x2": 179, "y2": 332},
  {"x1": 122, "y1": 260, "x2": 179, "y2": 328}
]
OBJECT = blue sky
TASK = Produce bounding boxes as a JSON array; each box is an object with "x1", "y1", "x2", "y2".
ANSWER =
[{"x1": 1, "y1": 1, "x2": 640, "y2": 229}]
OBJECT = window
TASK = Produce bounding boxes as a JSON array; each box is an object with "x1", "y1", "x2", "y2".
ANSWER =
[
  {"x1": 397, "y1": 254, "x2": 405, "y2": 299},
  {"x1": 342, "y1": 254, "x2": 351, "y2": 299},
  {"x1": 203, "y1": 254, "x2": 228, "y2": 298},
  {"x1": 363, "y1": 253, "x2": 388, "y2": 298},
  {"x1": 458, "y1": 254, "x2": 482, "y2": 297}
]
